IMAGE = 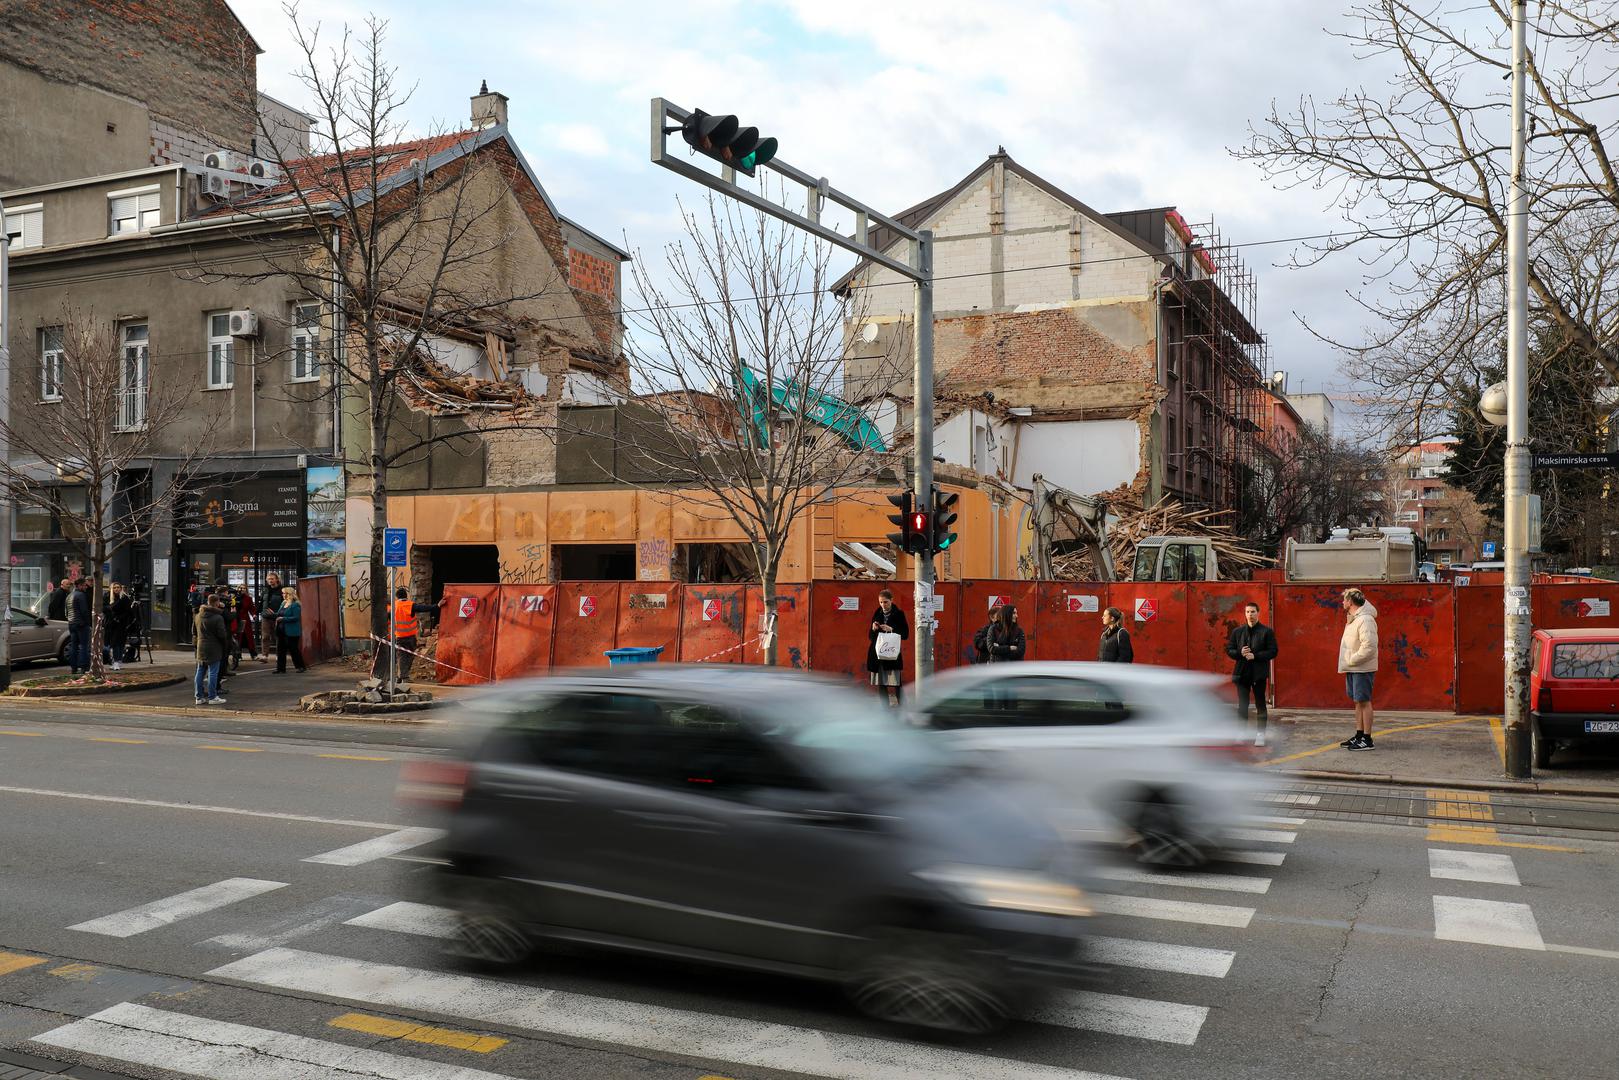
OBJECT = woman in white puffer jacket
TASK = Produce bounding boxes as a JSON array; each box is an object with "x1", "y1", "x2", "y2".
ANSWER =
[{"x1": 1337, "y1": 589, "x2": 1379, "y2": 751}]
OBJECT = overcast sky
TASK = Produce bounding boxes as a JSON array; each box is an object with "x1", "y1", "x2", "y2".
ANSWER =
[{"x1": 233, "y1": 0, "x2": 1440, "y2": 404}]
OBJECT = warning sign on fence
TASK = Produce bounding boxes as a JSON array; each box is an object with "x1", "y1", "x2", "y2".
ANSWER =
[
  {"x1": 836, "y1": 596, "x2": 860, "y2": 611},
  {"x1": 457, "y1": 598, "x2": 479, "y2": 619},
  {"x1": 1066, "y1": 594, "x2": 1100, "y2": 613},
  {"x1": 1579, "y1": 597, "x2": 1611, "y2": 618},
  {"x1": 989, "y1": 594, "x2": 1009, "y2": 610},
  {"x1": 1134, "y1": 598, "x2": 1157, "y2": 622},
  {"x1": 702, "y1": 598, "x2": 721, "y2": 621},
  {"x1": 578, "y1": 595, "x2": 597, "y2": 618}
]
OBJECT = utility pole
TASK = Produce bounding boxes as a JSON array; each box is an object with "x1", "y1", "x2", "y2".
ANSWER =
[
  {"x1": 1, "y1": 199, "x2": 13, "y2": 691},
  {"x1": 1502, "y1": 0, "x2": 1532, "y2": 778},
  {"x1": 650, "y1": 98, "x2": 940, "y2": 682}
]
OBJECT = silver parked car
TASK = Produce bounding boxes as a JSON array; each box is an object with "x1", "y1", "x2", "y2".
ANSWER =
[
  {"x1": 7, "y1": 608, "x2": 69, "y2": 667},
  {"x1": 403, "y1": 667, "x2": 1098, "y2": 1034},
  {"x1": 908, "y1": 662, "x2": 1266, "y2": 867}
]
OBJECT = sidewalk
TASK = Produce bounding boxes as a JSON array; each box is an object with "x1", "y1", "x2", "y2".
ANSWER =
[{"x1": 1258, "y1": 708, "x2": 1619, "y2": 797}]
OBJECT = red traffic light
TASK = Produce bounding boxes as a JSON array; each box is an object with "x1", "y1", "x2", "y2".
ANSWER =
[{"x1": 911, "y1": 511, "x2": 927, "y2": 532}]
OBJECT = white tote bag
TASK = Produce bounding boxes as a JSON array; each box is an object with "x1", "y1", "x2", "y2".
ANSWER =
[{"x1": 875, "y1": 631, "x2": 903, "y2": 661}]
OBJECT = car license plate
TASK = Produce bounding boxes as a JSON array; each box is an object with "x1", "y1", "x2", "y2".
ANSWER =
[{"x1": 1584, "y1": 720, "x2": 1619, "y2": 733}]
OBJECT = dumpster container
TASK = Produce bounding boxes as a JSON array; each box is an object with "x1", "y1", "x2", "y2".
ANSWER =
[{"x1": 604, "y1": 646, "x2": 664, "y2": 665}]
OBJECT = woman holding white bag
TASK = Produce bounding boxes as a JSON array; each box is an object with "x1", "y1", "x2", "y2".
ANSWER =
[{"x1": 866, "y1": 588, "x2": 909, "y2": 706}]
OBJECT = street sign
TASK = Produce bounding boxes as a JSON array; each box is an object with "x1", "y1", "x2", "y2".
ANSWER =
[
  {"x1": 1532, "y1": 451, "x2": 1619, "y2": 469},
  {"x1": 383, "y1": 528, "x2": 408, "y2": 568},
  {"x1": 1482, "y1": 541, "x2": 1497, "y2": 560}
]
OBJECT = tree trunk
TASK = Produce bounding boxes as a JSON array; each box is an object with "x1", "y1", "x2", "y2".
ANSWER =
[
  {"x1": 88, "y1": 560, "x2": 106, "y2": 683},
  {"x1": 758, "y1": 540, "x2": 779, "y2": 668},
  {"x1": 369, "y1": 428, "x2": 390, "y2": 654}
]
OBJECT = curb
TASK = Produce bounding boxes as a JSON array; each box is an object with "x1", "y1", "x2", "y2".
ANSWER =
[
  {"x1": 0, "y1": 692, "x2": 442, "y2": 727},
  {"x1": 4, "y1": 674, "x2": 186, "y2": 698},
  {"x1": 1281, "y1": 767, "x2": 1619, "y2": 801}
]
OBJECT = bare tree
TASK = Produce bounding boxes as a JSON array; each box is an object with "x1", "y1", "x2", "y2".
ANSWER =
[
  {"x1": 1240, "y1": 423, "x2": 1387, "y2": 553},
  {"x1": 1237, "y1": 1, "x2": 1619, "y2": 439},
  {"x1": 218, "y1": 5, "x2": 574, "y2": 649},
  {"x1": 0, "y1": 312, "x2": 223, "y2": 682},
  {"x1": 618, "y1": 195, "x2": 903, "y2": 664}
]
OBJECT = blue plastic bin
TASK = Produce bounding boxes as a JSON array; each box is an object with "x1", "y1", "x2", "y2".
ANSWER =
[{"x1": 604, "y1": 646, "x2": 664, "y2": 665}]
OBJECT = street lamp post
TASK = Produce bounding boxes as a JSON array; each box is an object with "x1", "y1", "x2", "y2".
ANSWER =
[{"x1": 1, "y1": 199, "x2": 14, "y2": 691}]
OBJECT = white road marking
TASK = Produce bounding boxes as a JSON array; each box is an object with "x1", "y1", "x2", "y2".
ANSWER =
[
  {"x1": 1547, "y1": 942, "x2": 1619, "y2": 961},
  {"x1": 1096, "y1": 867, "x2": 1271, "y2": 895},
  {"x1": 209, "y1": 948, "x2": 1135, "y2": 1080},
  {"x1": 1227, "y1": 827, "x2": 1297, "y2": 844},
  {"x1": 1428, "y1": 848, "x2": 1520, "y2": 886},
  {"x1": 1221, "y1": 850, "x2": 1286, "y2": 866},
  {"x1": 0, "y1": 784, "x2": 402, "y2": 830},
  {"x1": 31, "y1": 1002, "x2": 512, "y2": 1080},
  {"x1": 1091, "y1": 893, "x2": 1254, "y2": 928},
  {"x1": 1259, "y1": 793, "x2": 1320, "y2": 806},
  {"x1": 1433, "y1": 896, "x2": 1545, "y2": 951},
  {"x1": 1240, "y1": 814, "x2": 1307, "y2": 826},
  {"x1": 1030, "y1": 990, "x2": 1207, "y2": 1045},
  {"x1": 207, "y1": 895, "x2": 381, "y2": 952},
  {"x1": 1086, "y1": 935, "x2": 1234, "y2": 978},
  {"x1": 304, "y1": 827, "x2": 445, "y2": 867},
  {"x1": 344, "y1": 901, "x2": 456, "y2": 939},
  {"x1": 69, "y1": 878, "x2": 287, "y2": 938}
]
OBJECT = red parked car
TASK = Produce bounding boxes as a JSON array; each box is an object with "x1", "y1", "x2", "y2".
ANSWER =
[{"x1": 1530, "y1": 628, "x2": 1619, "y2": 768}]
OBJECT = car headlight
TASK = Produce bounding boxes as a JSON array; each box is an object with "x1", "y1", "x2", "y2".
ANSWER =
[{"x1": 915, "y1": 864, "x2": 1092, "y2": 917}]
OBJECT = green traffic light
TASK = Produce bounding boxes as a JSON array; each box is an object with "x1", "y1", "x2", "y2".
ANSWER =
[
  {"x1": 741, "y1": 137, "x2": 778, "y2": 173},
  {"x1": 938, "y1": 534, "x2": 956, "y2": 550}
]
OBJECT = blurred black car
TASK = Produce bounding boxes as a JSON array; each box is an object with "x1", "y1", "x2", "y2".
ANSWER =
[{"x1": 403, "y1": 667, "x2": 1096, "y2": 1034}]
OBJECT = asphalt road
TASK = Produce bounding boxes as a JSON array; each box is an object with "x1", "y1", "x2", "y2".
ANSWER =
[{"x1": 2, "y1": 703, "x2": 1617, "y2": 1080}]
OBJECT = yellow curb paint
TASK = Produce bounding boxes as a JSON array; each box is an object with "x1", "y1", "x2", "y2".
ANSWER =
[
  {"x1": 197, "y1": 745, "x2": 263, "y2": 753},
  {"x1": 90, "y1": 737, "x2": 147, "y2": 744},
  {"x1": 1488, "y1": 717, "x2": 1506, "y2": 767},
  {"x1": 1257, "y1": 716, "x2": 1480, "y2": 767},
  {"x1": 48, "y1": 963, "x2": 98, "y2": 981},
  {"x1": 328, "y1": 1012, "x2": 507, "y2": 1053},
  {"x1": 318, "y1": 754, "x2": 392, "y2": 762},
  {"x1": 0, "y1": 952, "x2": 46, "y2": 977},
  {"x1": 0, "y1": 730, "x2": 47, "y2": 737}
]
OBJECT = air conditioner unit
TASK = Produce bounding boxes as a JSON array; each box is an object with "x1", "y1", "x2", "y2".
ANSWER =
[
  {"x1": 248, "y1": 159, "x2": 279, "y2": 180},
  {"x1": 200, "y1": 172, "x2": 229, "y2": 199},
  {"x1": 204, "y1": 149, "x2": 244, "y2": 172},
  {"x1": 228, "y1": 310, "x2": 261, "y2": 338}
]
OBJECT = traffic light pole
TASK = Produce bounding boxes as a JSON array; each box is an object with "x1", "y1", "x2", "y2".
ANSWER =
[
  {"x1": 1502, "y1": 0, "x2": 1532, "y2": 779},
  {"x1": 650, "y1": 97, "x2": 941, "y2": 684},
  {"x1": 912, "y1": 232, "x2": 936, "y2": 681}
]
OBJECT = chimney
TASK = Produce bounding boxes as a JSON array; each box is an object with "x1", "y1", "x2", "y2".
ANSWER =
[{"x1": 471, "y1": 80, "x2": 508, "y2": 130}]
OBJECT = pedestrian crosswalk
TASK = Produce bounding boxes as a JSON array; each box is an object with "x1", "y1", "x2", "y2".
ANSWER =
[{"x1": 24, "y1": 819, "x2": 1315, "y2": 1080}]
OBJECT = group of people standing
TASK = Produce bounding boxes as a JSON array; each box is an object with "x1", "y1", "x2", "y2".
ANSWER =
[
  {"x1": 190, "y1": 573, "x2": 305, "y2": 705},
  {"x1": 863, "y1": 586, "x2": 1381, "y2": 752},
  {"x1": 47, "y1": 577, "x2": 142, "y2": 675}
]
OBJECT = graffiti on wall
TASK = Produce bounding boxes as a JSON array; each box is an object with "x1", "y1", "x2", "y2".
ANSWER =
[{"x1": 638, "y1": 538, "x2": 672, "y2": 580}]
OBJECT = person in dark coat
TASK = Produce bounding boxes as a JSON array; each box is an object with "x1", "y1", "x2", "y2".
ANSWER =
[
  {"x1": 1099, "y1": 606, "x2": 1134, "y2": 663},
  {"x1": 866, "y1": 588, "x2": 909, "y2": 706},
  {"x1": 193, "y1": 596, "x2": 230, "y2": 704},
  {"x1": 258, "y1": 572, "x2": 284, "y2": 663},
  {"x1": 1226, "y1": 601, "x2": 1279, "y2": 746},
  {"x1": 66, "y1": 580, "x2": 92, "y2": 675},
  {"x1": 972, "y1": 604, "x2": 1002, "y2": 663},
  {"x1": 104, "y1": 582, "x2": 138, "y2": 672},
  {"x1": 45, "y1": 579, "x2": 69, "y2": 622},
  {"x1": 983, "y1": 604, "x2": 1026, "y2": 663}
]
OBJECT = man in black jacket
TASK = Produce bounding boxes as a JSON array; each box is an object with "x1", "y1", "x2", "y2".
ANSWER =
[{"x1": 1226, "y1": 601, "x2": 1279, "y2": 746}]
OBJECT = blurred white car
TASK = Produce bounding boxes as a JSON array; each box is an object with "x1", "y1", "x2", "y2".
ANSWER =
[{"x1": 907, "y1": 662, "x2": 1266, "y2": 866}]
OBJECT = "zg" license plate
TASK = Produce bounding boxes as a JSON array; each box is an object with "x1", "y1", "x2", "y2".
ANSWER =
[{"x1": 1583, "y1": 720, "x2": 1619, "y2": 733}]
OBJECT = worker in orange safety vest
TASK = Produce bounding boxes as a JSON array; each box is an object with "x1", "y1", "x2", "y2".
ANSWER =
[{"x1": 374, "y1": 587, "x2": 437, "y2": 682}]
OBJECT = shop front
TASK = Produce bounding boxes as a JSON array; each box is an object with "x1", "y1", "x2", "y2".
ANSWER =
[{"x1": 174, "y1": 474, "x2": 305, "y2": 644}]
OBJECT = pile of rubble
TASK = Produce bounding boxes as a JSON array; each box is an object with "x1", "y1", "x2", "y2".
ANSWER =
[
  {"x1": 1052, "y1": 501, "x2": 1271, "y2": 580},
  {"x1": 299, "y1": 681, "x2": 439, "y2": 716}
]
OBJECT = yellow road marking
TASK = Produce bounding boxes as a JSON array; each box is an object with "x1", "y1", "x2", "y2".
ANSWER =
[
  {"x1": 329, "y1": 1013, "x2": 506, "y2": 1053},
  {"x1": 90, "y1": 737, "x2": 147, "y2": 744},
  {"x1": 318, "y1": 754, "x2": 392, "y2": 762},
  {"x1": 0, "y1": 730, "x2": 47, "y2": 737},
  {"x1": 197, "y1": 745, "x2": 262, "y2": 753},
  {"x1": 0, "y1": 952, "x2": 46, "y2": 977},
  {"x1": 1425, "y1": 825, "x2": 1582, "y2": 853},
  {"x1": 1258, "y1": 716, "x2": 1480, "y2": 767},
  {"x1": 1422, "y1": 789, "x2": 1582, "y2": 853},
  {"x1": 1488, "y1": 716, "x2": 1506, "y2": 766},
  {"x1": 48, "y1": 963, "x2": 97, "y2": 981}
]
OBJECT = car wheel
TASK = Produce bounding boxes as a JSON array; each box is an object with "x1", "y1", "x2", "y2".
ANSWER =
[
  {"x1": 1128, "y1": 796, "x2": 1206, "y2": 869},
  {"x1": 56, "y1": 640, "x2": 69, "y2": 666},
  {"x1": 845, "y1": 928, "x2": 1011, "y2": 1035},
  {"x1": 442, "y1": 878, "x2": 532, "y2": 971},
  {"x1": 1532, "y1": 721, "x2": 1554, "y2": 770}
]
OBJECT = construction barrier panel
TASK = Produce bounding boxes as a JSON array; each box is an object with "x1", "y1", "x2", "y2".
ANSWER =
[
  {"x1": 1185, "y1": 583, "x2": 1266, "y2": 681},
  {"x1": 961, "y1": 580, "x2": 1040, "y2": 663},
  {"x1": 681, "y1": 585, "x2": 747, "y2": 663},
  {"x1": 436, "y1": 583, "x2": 501, "y2": 685},
  {"x1": 552, "y1": 582, "x2": 622, "y2": 668},
  {"x1": 1536, "y1": 581, "x2": 1619, "y2": 632},
  {"x1": 746, "y1": 584, "x2": 812, "y2": 669},
  {"x1": 615, "y1": 583, "x2": 680, "y2": 664},
  {"x1": 1271, "y1": 584, "x2": 1455, "y2": 711},
  {"x1": 1107, "y1": 583, "x2": 1190, "y2": 669},
  {"x1": 492, "y1": 584, "x2": 557, "y2": 680},
  {"x1": 929, "y1": 582, "x2": 966, "y2": 670},
  {"x1": 296, "y1": 575, "x2": 343, "y2": 665},
  {"x1": 809, "y1": 581, "x2": 915, "y2": 687},
  {"x1": 1454, "y1": 585, "x2": 1504, "y2": 714},
  {"x1": 1032, "y1": 582, "x2": 1106, "y2": 662}
]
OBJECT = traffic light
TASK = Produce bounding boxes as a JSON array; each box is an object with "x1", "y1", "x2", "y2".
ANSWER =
[
  {"x1": 930, "y1": 488, "x2": 959, "y2": 554},
  {"x1": 886, "y1": 490, "x2": 917, "y2": 553},
  {"x1": 675, "y1": 110, "x2": 778, "y2": 177}
]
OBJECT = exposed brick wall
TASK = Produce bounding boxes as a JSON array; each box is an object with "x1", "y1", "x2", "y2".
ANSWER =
[
  {"x1": 935, "y1": 308, "x2": 1153, "y2": 389},
  {"x1": 1, "y1": 1, "x2": 258, "y2": 157},
  {"x1": 569, "y1": 248, "x2": 615, "y2": 297}
]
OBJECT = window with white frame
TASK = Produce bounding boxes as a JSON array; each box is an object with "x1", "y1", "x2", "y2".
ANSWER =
[
  {"x1": 108, "y1": 188, "x2": 161, "y2": 235},
  {"x1": 291, "y1": 302, "x2": 321, "y2": 380},
  {"x1": 206, "y1": 312, "x2": 234, "y2": 389},
  {"x1": 39, "y1": 327, "x2": 64, "y2": 401},
  {"x1": 117, "y1": 323, "x2": 149, "y2": 431},
  {"x1": 3, "y1": 204, "x2": 43, "y2": 249}
]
